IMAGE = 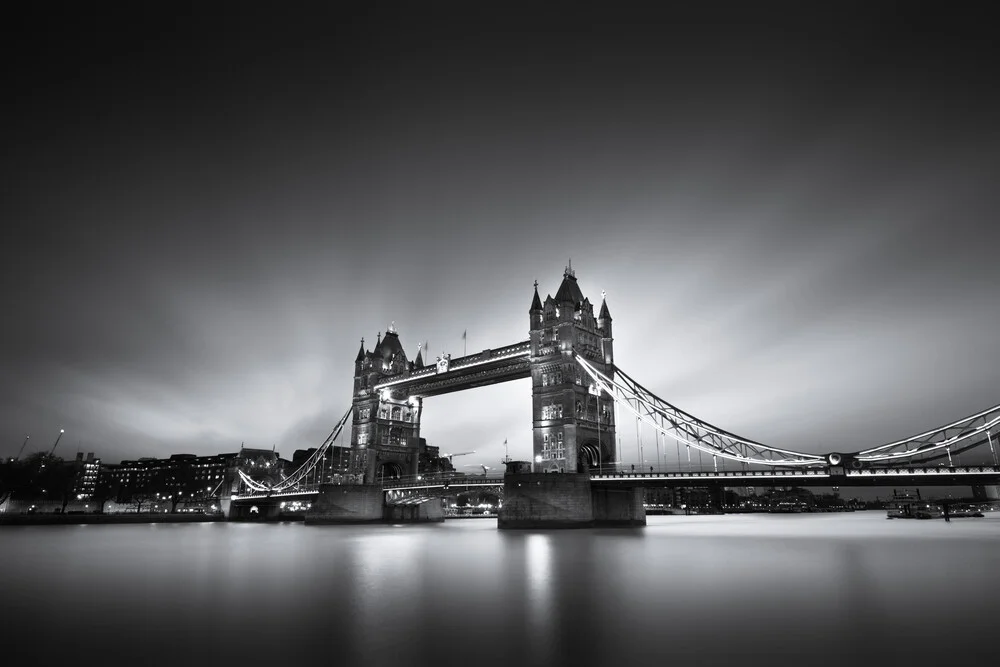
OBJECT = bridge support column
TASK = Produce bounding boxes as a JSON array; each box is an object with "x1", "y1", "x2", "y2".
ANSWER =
[
  {"x1": 710, "y1": 486, "x2": 726, "y2": 511},
  {"x1": 591, "y1": 486, "x2": 646, "y2": 526},
  {"x1": 498, "y1": 465, "x2": 646, "y2": 528},
  {"x1": 229, "y1": 501, "x2": 282, "y2": 521},
  {"x1": 306, "y1": 484, "x2": 384, "y2": 524},
  {"x1": 499, "y1": 472, "x2": 594, "y2": 528},
  {"x1": 385, "y1": 500, "x2": 445, "y2": 523},
  {"x1": 972, "y1": 485, "x2": 1000, "y2": 501}
]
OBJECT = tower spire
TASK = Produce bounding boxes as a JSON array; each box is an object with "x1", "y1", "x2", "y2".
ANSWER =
[
  {"x1": 530, "y1": 279, "x2": 542, "y2": 312},
  {"x1": 599, "y1": 291, "x2": 612, "y2": 321}
]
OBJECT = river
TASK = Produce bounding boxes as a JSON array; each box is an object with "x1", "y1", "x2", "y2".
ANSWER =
[{"x1": 2, "y1": 512, "x2": 998, "y2": 667}]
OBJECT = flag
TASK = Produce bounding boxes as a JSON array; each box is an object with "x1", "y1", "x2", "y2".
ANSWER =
[
  {"x1": 462, "y1": 329, "x2": 467, "y2": 340},
  {"x1": 503, "y1": 438, "x2": 507, "y2": 445}
]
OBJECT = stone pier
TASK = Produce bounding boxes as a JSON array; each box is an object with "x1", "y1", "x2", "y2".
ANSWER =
[
  {"x1": 972, "y1": 485, "x2": 1000, "y2": 501},
  {"x1": 229, "y1": 499, "x2": 282, "y2": 521},
  {"x1": 385, "y1": 500, "x2": 445, "y2": 523},
  {"x1": 591, "y1": 486, "x2": 646, "y2": 526},
  {"x1": 305, "y1": 484, "x2": 384, "y2": 524},
  {"x1": 499, "y1": 472, "x2": 595, "y2": 528},
  {"x1": 498, "y1": 463, "x2": 645, "y2": 528}
]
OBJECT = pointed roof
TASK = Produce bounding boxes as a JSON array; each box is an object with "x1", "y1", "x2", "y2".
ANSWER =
[
  {"x1": 530, "y1": 280, "x2": 542, "y2": 312},
  {"x1": 414, "y1": 348, "x2": 424, "y2": 367},
  {"x1": 355, "y1": 338, "x2": 366, "y2": 362},
  {"x1": 599, "y1": 294, "x2": 612, "y2": 321},
  {"x1": 379, "y1": 329, "x2": 405, "y2": 364},
  {"x1": 554, "y1": 266, "x2": 584, "y2": 305},
  {"x1": 373, "y1": 331, "x2": 382, "y2": 355}
]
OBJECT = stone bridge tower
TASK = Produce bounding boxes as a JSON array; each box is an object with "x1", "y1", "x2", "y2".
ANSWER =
[
  {"x1": 349, "y1": 324, "x2": 424, "y2": 483},
  {"x1": 529, "y1": 263, "x2": 616, "y2": 473}
]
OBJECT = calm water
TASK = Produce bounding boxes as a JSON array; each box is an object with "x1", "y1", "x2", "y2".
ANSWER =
[{"x1": 3, "y1": 513, "x2": 999, "y2": 667}]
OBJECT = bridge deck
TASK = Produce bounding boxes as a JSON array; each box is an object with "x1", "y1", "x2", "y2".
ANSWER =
[{"x1": 234, "y1": 465, "x2": 1000, "y2": 500}]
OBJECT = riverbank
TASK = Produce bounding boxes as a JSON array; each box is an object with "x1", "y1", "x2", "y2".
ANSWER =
[{"x1": 0, "y1": 513, "x2": 226, "y2": 526}]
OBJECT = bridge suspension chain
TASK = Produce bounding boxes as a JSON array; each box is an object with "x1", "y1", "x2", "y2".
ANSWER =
[
  {"x1": 237, "y1": 406, "x2": 353, "y2": 494},
  {"x1": 854, "y1": 404, "x2": 1000, "y2": 463},
  {"x1": 576, "y1": 352, "x2": 1000, "y2": 468},
  {"x1": 574, "y1": 353, "x2": 824, "y2": 467}
]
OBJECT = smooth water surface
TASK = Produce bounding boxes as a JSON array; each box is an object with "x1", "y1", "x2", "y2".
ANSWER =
[{"x1": 3, "y1": 513, "x2": 998, "y2": 667}]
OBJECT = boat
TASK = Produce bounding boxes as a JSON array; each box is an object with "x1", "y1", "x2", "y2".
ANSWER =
[
  {"x1": 887, "y1": 500, "x2": 943, "y2": 519},
  {"x1": 886, "y1": 490, "x2": 944, "y2": 519},
  {"x1": 946, "y1": 504, "x2": 985, "y2": 518}
]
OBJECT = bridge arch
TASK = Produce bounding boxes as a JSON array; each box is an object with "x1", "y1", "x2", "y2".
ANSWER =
[
  {"x1": 577, "y1": 436, "x2": 613, "y2": 471},
  {"x1": 376, "y1": 461, "x2": 405, "y2": 482}
]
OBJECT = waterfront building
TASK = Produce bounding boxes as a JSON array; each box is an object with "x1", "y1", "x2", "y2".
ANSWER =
[
  {"x1": 97, "y1": 452, "x2": 238, "y2": 507},
  {"x1": 291, "y1": 445, "x2": 352, "y2": 481},
  {"x1": 70, "y1": 452, "x2": 100, "y2": 499}
]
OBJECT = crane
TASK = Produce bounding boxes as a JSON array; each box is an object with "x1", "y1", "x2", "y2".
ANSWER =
[
  {"x1": 48, "y1": 429, "x2": 65, "y2": 456},
  {"x1": 442, "y1": 451, "x2": 475, "y2": 462},
  {"x1": 15, "y1": 434, "x2": 29, "y2": 461}
]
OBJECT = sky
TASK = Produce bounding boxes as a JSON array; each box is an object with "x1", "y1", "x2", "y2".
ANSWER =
[{"x1": 2, "y1": 4, "x2": 999, "y2": 471}]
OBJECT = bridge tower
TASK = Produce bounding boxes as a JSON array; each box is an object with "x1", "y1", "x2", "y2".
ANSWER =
[
  {"x1": 529, "y1": 263, "x2": 616, "y2": 473},
  {"x1": 349, "y1": 325, "x2": 424, "y2": 483}
]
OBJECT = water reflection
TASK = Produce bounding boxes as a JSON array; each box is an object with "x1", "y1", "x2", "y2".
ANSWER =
[
  {"x1": 524, "y1": 533, "x2": 554, "y2": 663},
  {"x1": 1, "y1": 515, "x2": 998, "y2": 667}
]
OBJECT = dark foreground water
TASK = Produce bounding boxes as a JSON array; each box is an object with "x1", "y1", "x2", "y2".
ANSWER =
[{"x1": 2, "y1": 513, "x2": 999, "y2": 667}]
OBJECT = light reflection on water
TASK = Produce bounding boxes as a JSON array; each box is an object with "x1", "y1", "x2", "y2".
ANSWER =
[{"x1": 2, "y1": 514, "x2": 998, "y2": 667}]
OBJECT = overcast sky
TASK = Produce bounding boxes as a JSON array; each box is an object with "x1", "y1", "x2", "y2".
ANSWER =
[{"x1": 2, "y1": 4, "x2": 999, "y2": 470}]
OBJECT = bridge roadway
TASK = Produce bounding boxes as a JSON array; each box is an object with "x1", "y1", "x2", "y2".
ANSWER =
[
  {"x1": 588, "y1": 465, "x2": 1000, "y2": 487},
  {"x1": 231, "y1": 464, "x2": 1000, "y2": 503},
  {"x1": 378, "y1": 465, "x2": 1000, "y2": 490}
]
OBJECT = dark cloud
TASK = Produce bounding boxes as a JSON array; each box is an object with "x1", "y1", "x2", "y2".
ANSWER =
[{"x1": 2, "y1": 4, "x2": 999, "y2": 468}]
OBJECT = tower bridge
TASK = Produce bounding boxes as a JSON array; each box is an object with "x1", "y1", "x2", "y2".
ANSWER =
[{"x1": 227, "y1": 264, "x2": 1000, "y2": 527}]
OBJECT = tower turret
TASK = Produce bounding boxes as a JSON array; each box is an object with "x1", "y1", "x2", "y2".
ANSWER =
[
  {"x1": 598, "y1": 292, "x2": 613, "y2": 355},
  {"x1": 529, "y1": 279, "x2": 543, "y2": 330}
]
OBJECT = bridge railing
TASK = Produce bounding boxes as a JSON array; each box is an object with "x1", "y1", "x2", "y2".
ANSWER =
[
  {"x1": 589, "y1": 468, "x2": 833, "y2": 480},
  {"x1": 588, "y1": 464, "x2": 1000, "y2": 480},
  {"x1": 374, "y1": 341, "x2": 531, "y2": 390},
  {"x1": 382, "y1": 475, "x2": 504, "y2": 490},
  {"x1": 846, "y1": 465, "x2": 1000, "y2": 476}
]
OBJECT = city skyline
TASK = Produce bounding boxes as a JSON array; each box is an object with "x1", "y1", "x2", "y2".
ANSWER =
[{"x1": 3, "y1": 5, "x2": 1000, "y2": 471}]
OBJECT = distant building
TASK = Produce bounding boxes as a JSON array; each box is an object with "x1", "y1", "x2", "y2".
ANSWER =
[
  {"x1": 290, "y1": 445, "x2": 352, "y2": 481},
  {"x1": 97, "y1": 452, "x2": 239, "y2": 507},
  {"x1": 71, "y1": 452, "x2": 100, "y2": 499}
]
